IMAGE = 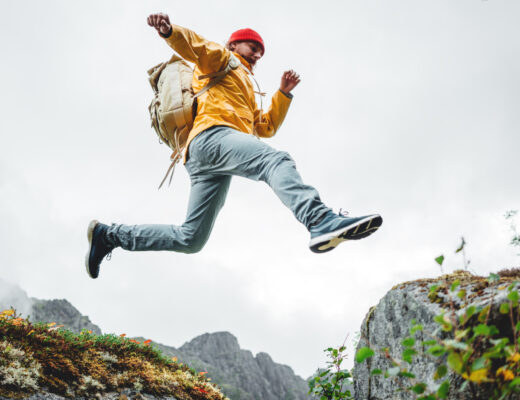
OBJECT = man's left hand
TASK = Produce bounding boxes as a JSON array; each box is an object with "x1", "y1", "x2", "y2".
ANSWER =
[{"x1": 280, "y1": 70, "x2": 301, "y2": 94}]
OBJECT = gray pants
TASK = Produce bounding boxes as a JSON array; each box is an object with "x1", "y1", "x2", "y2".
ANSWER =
[{"x1": 107, "y1": 125, "x2": 330, "y2": 253}]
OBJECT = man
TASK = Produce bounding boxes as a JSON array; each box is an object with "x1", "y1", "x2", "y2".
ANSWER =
[{"x1": 85, "y1": 13, "x2": 383, "y2": 279}]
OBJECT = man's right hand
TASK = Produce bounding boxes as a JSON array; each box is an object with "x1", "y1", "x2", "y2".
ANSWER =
[{"x1": 147, "y1": 13, "x2": 172, "y2": 36}]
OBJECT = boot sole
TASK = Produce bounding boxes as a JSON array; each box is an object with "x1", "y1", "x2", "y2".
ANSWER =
[
  {"x1": 85, "y1": 219, "x2": 99, "y2": 279},
  {"x1": 309, "y1": 214, "x2": 383, "y2": 254}
]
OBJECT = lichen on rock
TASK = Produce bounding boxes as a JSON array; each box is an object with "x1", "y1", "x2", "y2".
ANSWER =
[{"x1": 0, "y1": 341, "x2": 41, "y2": 392}]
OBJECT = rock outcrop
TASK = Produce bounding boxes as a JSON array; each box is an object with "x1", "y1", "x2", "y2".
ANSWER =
[
  {"x1": 0, "y1": 314, "x2": 224, "y2": 400},
  {"x1": 353, "y1": 270, "x2": 520, "y2": 400},
  {"x1": 0, "y1": 280, "x2": 310, "y2": 400}
]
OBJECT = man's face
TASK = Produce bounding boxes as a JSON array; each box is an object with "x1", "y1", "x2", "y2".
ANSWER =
[{"x1": 230, "y1": 41, "x2": 263, "y2": 68}]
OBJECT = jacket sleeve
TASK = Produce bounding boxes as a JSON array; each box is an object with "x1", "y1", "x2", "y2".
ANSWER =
[
  {"x1": 253, "y1": 90, "x2": 293, "y2": 138},
  {"x1": 163, "y1": 24, "x2": 230, "y2": 75}
]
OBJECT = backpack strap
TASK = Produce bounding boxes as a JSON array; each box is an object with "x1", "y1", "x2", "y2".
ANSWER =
[
  {"x1": 193, "y1": 54, "x2": 241, "y2": 99},
  {"x1": 158, "y1": 152, "x2": 182, "y2": 189}
]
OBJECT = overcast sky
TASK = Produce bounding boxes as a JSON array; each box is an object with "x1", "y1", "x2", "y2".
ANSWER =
[{"x1": 1, "y1": 0, "x2": 519, "y2": 379}]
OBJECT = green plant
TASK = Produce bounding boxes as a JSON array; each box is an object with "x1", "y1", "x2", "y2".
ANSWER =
[
  {"x1": 435, "y1": 236, "x2": 470, "y2": 273},
  {"x1": 356, "y1": 319, "x2": 450, "y2": 399},
  {"x1": 308, "y1": 336, "x2": 354, "y2": 399},
  {"x1": 455, "y1": 236, "x2": 470, "y2": 270}
]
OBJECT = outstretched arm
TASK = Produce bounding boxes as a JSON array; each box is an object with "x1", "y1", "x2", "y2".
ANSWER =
[
  {"x1": 254, "y1": 70, "x2": 300, "y2": 138},
  {"x1": 147, "y1": 13, "x2": 172, "y2": 37},
  {"x1": 147, "y1": 13, "x2": 229, "y2": 74}
]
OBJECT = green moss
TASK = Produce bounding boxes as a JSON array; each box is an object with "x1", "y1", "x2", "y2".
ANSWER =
[
  {"x1": 393, "y1": 270, "x2": 520, "y2": 311},
  {"x1": 427, "y1": 284, "x2": 444, "y2": 304}
]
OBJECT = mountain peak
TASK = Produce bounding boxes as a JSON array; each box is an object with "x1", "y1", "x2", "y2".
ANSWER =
[{"x1": 180, "y1": 331, "x2": 241, "y2": 355}]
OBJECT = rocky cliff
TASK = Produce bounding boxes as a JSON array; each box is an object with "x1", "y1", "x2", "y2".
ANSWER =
[{"x1": 353, "y1": 270, "x2": 520, "y2": 400}]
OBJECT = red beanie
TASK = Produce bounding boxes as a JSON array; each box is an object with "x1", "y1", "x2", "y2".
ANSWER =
[{"x1": 228, "y1": 28, "x2": 265, "y2": 54}]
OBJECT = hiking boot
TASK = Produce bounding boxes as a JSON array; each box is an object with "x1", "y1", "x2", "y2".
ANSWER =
[
  {"x1": 85, "y1": 220, "x2": 114, "y2": 279},
  {"x1": 309, "y1": 210, "x2": 383, "y2": 253}
]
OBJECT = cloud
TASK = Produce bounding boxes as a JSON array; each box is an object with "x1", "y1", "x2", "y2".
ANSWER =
[{"x1": 0, "y1": 279, "x2": 34, "y2": 317}]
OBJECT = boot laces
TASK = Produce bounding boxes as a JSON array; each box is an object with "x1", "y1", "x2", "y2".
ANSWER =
[{"x1": 339, "y1": 208, "x2": 350, "y2": 217}]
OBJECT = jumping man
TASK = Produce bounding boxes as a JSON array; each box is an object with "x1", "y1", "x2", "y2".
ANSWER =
[{"x1": 85, "y1": 13, "x2": 383, "y2": 279}]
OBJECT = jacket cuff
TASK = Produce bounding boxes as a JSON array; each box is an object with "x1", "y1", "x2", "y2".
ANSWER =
[
  {"x1": 279, "y1": 89, "x2": 293, "y2": 99},
  {"x1": 159, "y1": 27, "x2": 173, "y2": 38}
]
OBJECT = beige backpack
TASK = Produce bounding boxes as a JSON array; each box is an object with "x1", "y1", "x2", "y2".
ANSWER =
[{"x1": 147, "y1": 54, "x2": 241, "y2": 188}]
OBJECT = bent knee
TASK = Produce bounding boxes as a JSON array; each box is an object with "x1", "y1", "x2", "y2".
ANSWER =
[
  {"x1": 180, "y1": 229, "x2": 209, "y2": 254},
  {"x1": 270, "y1": 151, "x2": 296, "y2": 170},
  {"x1": 183, "y1": 241, "x2": 205, "y2": 254},
  {"x1": 261, "y1": 150, "x2": 296, "y2": 180},
  {"x1": 273, "y1": 150, "x2": 293, "y2": 162}
]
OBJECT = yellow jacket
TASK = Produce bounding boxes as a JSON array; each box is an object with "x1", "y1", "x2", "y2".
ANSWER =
[{"x1": 163, "y1": 25, "x2": 292, "y2": 162}]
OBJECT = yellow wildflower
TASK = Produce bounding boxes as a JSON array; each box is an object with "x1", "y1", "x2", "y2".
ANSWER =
[
  {"x1": 462, "y1": 369, "x2": 488, "y2": 383},
  {"x1": 1, "y1": 309, "x2": 15, "y2": 317},
  {"x1": 497, "y1": 367, "x2": 515, "y2": 381}
]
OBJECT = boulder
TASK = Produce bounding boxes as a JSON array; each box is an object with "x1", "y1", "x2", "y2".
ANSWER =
[{"x1": 353, "y1": 270, "x2": 520, "y2": 400}]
